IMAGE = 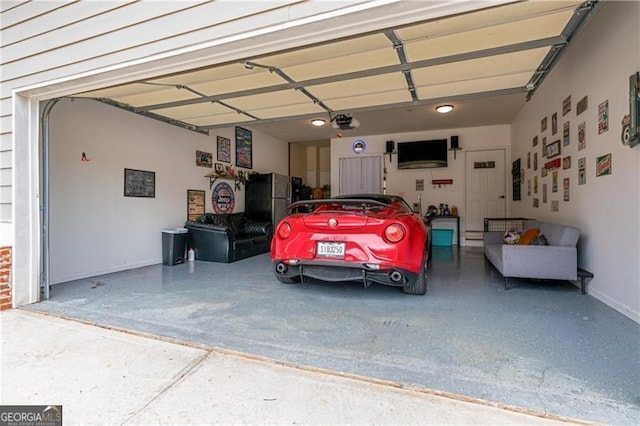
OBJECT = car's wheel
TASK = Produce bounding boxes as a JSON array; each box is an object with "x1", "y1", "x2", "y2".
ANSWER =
[
  {"x1": 275, "y1": 275, "x2": 301, "y2": 284},
  {"x1": 403, "y1": 253, "x2": 427, "y2": 295}
]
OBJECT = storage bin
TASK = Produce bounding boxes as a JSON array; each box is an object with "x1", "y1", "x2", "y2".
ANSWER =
[{"x1": 432, "y1": 229, "x2": 453, "y2": 247}]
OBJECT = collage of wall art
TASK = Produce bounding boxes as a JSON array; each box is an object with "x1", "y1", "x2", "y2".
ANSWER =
[{"x1": 518, "y1": 93, "x2": 613, "y2": 212}]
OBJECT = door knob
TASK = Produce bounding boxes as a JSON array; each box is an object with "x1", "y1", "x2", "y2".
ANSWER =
[{"x1": 499, "y1": 195, "x2": 505, "y2": 199}]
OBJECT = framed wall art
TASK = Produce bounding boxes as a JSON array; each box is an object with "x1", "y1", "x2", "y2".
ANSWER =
[
  {"x1": 596, "y1": 153, "x2": 612, "y2": 177},
  {"x1": 545, "y1": 139, "x2": 561, "y2": 158},
  {"x1": 235, "y1": 126, "x2": 253, "y2": 169},
  {"x1": 187, "y1": 189, "x2": 205, "y2": 221},
  {"x1": 562, "y1": 95, "x2": 571, "y2": 116},
  {"x1": 578, "y1": 157, "x2": 586, "y2": 185},
  {"x1": 217, "y1": 136, "x2": 231, "y2": 162},
  {"x1": 512, "y1": 158, "x2": 521, "y2": 201},
  {"x1": 577, "y1": 95, "x2": 588, "y2": 116},
  {"x1": 124, "y1": 168, "x2": 155, "y2": 198},
  {"x1": 598, "y1": 100, "x2": 609, "y2": 134},
  {"x1": 196, "y1": 150, "x2": 212, "y2": 168},
  {"x1": 578, "y1": 122, "x2": 586, "y2": 150}
]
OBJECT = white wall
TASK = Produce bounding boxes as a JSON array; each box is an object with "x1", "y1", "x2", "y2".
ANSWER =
[
  {"x1": 330, "y1": 125, "x2": 511, "y2": 244},
  {"x1": 49, "y1": 98, "x2": 287, "y2": 283},
  {"x1": 510, "y1": 2, "x2": 640, "y2": 322},
  {"x1": 289, "y1": 143, "x2": 307, "y2": 183},
  {"x1": 319, "y1": 146, "x2": 331, "y2": 188}
]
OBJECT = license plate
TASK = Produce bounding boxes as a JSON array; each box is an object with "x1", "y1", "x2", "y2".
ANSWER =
[{"x1": 316, "y1": 242, "x2": 345, "y2": 259}]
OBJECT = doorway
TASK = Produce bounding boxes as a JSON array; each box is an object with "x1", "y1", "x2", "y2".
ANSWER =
[
  {"x1": 339, "y1": 156, "x2": 382, "y2": 195},
  {"x1": 464, "y1": 149, "x2": 506, "y2": 239}
]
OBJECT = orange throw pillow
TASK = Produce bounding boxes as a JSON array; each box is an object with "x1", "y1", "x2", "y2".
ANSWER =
[{"x1": 518, "y1": 228, "x2": 540, "y2": 245}]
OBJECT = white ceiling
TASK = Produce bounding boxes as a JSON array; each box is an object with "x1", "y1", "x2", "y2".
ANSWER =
[{"x1": 75, "y1": 1, "x2": 594, "y2": 143}]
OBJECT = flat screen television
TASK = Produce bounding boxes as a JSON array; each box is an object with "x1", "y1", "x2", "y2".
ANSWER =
[{"x1": 397, "y1": 139, "x2": 448, "y2": 169}]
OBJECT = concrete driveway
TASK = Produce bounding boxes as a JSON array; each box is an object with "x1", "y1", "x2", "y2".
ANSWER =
[{"x1": 1, "y1": 309, "x2": 587, "y2": 425}]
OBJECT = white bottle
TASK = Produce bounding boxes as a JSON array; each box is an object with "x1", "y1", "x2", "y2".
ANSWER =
[{"x1": 187, "y1": 248, "x2": 195, "y2": 262}]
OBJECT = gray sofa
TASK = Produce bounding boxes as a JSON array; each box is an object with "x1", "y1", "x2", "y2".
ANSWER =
[{"x1": 483, "y1": 220, "x2": 580, "y2": 289}]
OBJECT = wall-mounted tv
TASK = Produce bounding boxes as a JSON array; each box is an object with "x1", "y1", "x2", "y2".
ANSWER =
[{"x1": 397, "y1": 139, "x2": 448, "y2": 169}]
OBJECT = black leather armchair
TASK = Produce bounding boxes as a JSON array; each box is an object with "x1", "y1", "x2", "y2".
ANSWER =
[{"x1": 185, "y1": 213, "x2": 272, "y2": 263}]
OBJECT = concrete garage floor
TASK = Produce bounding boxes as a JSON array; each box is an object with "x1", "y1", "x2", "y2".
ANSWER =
[{"x1": 26, "y1": 247, "x2": 639, "y2": 424}]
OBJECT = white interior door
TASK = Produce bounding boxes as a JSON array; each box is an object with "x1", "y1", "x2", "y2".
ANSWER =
[{"x1": 465, "y1": 149, "x2": 506, "y2": 234}]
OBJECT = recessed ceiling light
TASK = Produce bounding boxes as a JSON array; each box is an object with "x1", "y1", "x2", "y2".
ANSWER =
[
  {"x1": 311, "y1": 119, "x2": 326, "y2": 127},
  {"x1": 436, "y1": 105, "x2": 454, "y2": 114}
]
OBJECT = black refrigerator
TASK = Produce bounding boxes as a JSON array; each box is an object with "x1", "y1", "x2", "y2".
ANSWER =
[{"x1": 245, "y1": 173, "x2": 290, "y2": 226}]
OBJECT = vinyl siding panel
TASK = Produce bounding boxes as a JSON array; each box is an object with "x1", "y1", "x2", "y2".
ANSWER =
[
  {"x1": 0, "y1": 0, "x2": 71, "y2": 29},
  {"x1": 0, "y1": 204, "x2": 10, "y2": 223},
  {"x1": 0, "y1": 1, "x2": 29, "y2": 14},
  {"x1": 0, "y1": 1, "x2": 134, "y2": 47},
  {"x1": 0, "y1": 134, "x2": 11, "y2": 151},
  {"x1": 1, "y1": 1, "x2": 206, "y2": 63},
  {"x1": 0, "y1": 97, "x2": 11, "y2": 116},
  {"x1": 0, "y1": 167, "x2": 11, "y2": 184},
  {"x1": 0, "y1": 115, "x2": 12, "y2": 134},
  {"x1": 0, "y1": 185, "x2": 11, "y2": 204},
  {"x1": 0, "y1": 150, "x2": 11, "y2": 169}
]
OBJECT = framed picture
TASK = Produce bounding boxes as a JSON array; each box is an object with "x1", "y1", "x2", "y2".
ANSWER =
[
  {"x1": 598, "y1": 100, "x2": 609, "y2": 134},
  {"x1": 217, "y1": 136, "x2": 231, "y2": 162},
  {"x1": 187, "y1": 189, "x2": 205, "y2": 221},
  {"x1": 511, "y1": 158, "x2": 521, "y2": 201},
  {"x1": 124, "y1": 168, "x2": 155, "y2": 198},
  {"x1": 214, "y1": 163, "x2": 225, "y2": 174},
  {"x1": 196, "y1": 150, "x2": 212, "y2": 168},
  {"x1": 562, "y1": 95, "x2": 571, "y2": 116},
  {"x1": 235, "y1": 126, "x2": 253, "y2": 169},
  {"x1": 577, "y1": 95, "x2": 588, "y2": 116},
  {"x1": 596, "y1": 153, "x2": 612, "y2": 177},
  {"x1": 545, "y1": 139, "x2": 561, "y2": 158}
]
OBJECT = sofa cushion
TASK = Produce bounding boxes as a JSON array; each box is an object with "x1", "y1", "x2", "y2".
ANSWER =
[
  {"x1": 530, "y1": 234, "x2": 549, "y2": 245},
  {"x1": 196, "y1": 214, "x2": 227, "y2": 227},
  {"x1": 226, "y1": 214, "x2": 245, "y2": 236},
  {"x1": 518, "y1": 228, "x2": 539, "y2": 245},
  {"x1": 539, "y1": 223, "x2": 580, "y2": 246}
]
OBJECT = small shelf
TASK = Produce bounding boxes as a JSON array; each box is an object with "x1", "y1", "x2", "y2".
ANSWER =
[{"x1": 205, "y1": 173, "x2": 245, "y2": 191}]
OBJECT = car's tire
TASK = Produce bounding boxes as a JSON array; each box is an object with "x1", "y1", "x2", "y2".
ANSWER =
[
  {"x1": 403, "y1": 253, "x2": 427, "y2": 295},
  {"x1": 275, "y1": 275, "x2": 301, "y2": 284}
]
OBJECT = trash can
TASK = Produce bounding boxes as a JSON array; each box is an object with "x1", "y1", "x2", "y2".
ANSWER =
[{"x1": 162, "y1": 228, "x2": 188, "y2": 265}]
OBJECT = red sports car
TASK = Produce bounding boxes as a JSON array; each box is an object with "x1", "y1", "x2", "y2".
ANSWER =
[{"x1": 270, "y1": 194, "x2": 430, "y2": 294}]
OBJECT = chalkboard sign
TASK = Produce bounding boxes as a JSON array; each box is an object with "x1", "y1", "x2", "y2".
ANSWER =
[{"x1": 124, "y1": 168, "x2": 155, "y2": 198}]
